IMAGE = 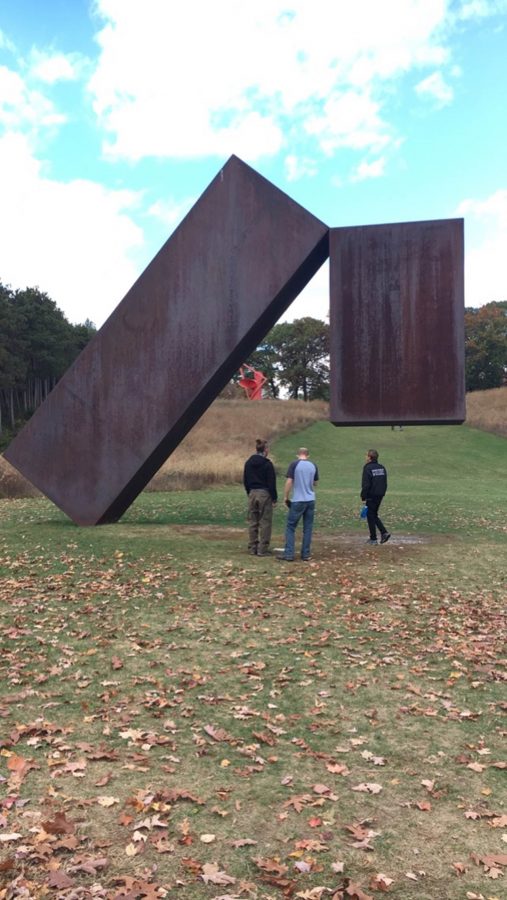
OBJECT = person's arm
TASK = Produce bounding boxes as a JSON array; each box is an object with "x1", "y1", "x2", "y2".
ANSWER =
[
  {"x1": 268, "y1": 461, "x2": 277, "y2": 504},
  {"x1": 243, "y1": 462, "x2": 250, "y2": 494},
  {"x1": 361, "y1": 465, "x2": 370, "y2": 501},
  {"x1": 284, "y1": 477, "x2": 293, "y2": 507}
]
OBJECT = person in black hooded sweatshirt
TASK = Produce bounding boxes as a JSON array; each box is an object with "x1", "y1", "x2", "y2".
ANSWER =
[
  {"x1": 361, "y1": 448, "x2": 391, "y2": 545},
  {"x1": 243, "y1": 438, "x2": 278, "y2": 556}
]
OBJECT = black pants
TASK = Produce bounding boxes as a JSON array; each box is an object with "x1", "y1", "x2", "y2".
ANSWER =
[{"x1": 366, "y1": 497, "x2": 387, "y2": 541}]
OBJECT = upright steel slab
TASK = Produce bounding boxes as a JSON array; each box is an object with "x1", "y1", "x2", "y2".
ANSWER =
[
  {"x1": 5, "y1": 156, "x2": 329, "y2": 524},
  {"x1": 329, "y1": 219, "x2": 465, "y2": 425}
]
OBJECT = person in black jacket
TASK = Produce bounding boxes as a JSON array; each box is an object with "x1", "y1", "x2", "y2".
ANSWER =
[
  {"x1": 243, "y1": 438, "x2": 278, "y2": 556},
  {"x1": 361, "y1": 449, "x2": 391, "y2": 545}
]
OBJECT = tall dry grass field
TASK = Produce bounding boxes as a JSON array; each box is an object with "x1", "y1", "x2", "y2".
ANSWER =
[
  {"x1": 466, "y1": 384, "x2": 507, "y2": 436},
  {"x1": 147, "y1": 398, "x2": 328, "y2": 490},
  {"x1": 2, "y1": 388, "x2": 504, "y2": 499},
  {"x1": 0, "y1": 456, "x2": 40, "y2": 500},
  {"x1": 0, "y1": 399, "x2": 326, "y2": 499}
]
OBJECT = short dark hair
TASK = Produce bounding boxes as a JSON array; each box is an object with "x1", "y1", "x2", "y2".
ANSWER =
[
  {"x1": 256, "y1": 438, "x2": 268, "y2": 453},
  {"x1": 367, "y1": 449, "x2": 378, "y2": 461}
]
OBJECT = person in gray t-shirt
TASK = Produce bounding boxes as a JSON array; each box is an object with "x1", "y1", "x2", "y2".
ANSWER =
[{"x1": 277, "y1": 447, "x2": 318, "y2": 561}]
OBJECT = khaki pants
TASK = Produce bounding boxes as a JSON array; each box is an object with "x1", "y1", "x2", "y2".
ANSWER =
[{"x1": 248, "y1": 489, "x2": 273, "y2": 554}]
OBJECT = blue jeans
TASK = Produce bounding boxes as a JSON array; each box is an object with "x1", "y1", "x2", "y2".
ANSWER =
[{"x1": 284, "y1": 501, "x2": 315, "y2": 559}]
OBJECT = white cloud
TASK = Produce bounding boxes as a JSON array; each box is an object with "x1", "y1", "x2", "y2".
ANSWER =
[
  {"x1": 351, "y1": 156, "x2": 386, "y2": 182},
  {"x1": 0, "y1": 65, "x2": 65, "y2": 130},
  {"x1": 0, "y1": 133, "x2": 144, "y2": 326},
  {"x1": 415, "y1": 70, "x2": 454, "y2": 105},
  {"x1": 88, "y1": 0, "x2": 459, "y2": 163},
  {"x1": 458, "y1": 0, "x2": 507, "y2": 20},
  {"x1": 28, "y1": 50, "x2": 85, "y2": 84},
  {"x1": 280, "y1": 261, "x2": 330, "y2": 324},
  {"x1": 457, "y1": 189, "x2": 507, "y2": 306},
  {"x1": 284, "y1": 154, "x2": 318, "y2": 181}
]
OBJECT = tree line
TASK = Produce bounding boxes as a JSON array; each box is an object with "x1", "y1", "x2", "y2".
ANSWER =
[
  {"x1": 464, "y1": 301, "x2": 507, "y2": 391},
  {"x1": 1, "y1": 278, "x2": 505, "y2": 447},
  {"x1": 0, "y1": 281, "x2": 96, "y2": 443}
]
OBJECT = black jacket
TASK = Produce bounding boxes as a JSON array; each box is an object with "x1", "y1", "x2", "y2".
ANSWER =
[
  {"x1": 361, "y1": 461, "x2": 387, "y2": 500},
  {"x1": 243, "y1": 453, "x2": 277, "y2": 502}
]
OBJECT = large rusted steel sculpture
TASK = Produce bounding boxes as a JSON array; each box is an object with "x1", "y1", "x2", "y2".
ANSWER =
[
  {"x1": 329, "y1": 220, "x2": 465, "y2": 424},
  {"x1": 4, "y1": 155, "x2": 465, "y2": 526},
  {"x1": 4, "y1": 156, "x2": 328, "y2": 525}
]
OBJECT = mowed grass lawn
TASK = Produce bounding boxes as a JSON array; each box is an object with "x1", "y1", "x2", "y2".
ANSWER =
[{"x1": 0, "y1": 422, "x2": 505, "y2": 900}]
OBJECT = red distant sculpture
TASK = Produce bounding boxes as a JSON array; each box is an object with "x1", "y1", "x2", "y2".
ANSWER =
[{"x1": 238, "y1": 366, "x2": 267, "y2": 400}]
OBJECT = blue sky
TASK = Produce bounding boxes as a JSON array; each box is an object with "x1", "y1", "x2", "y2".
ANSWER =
[{"x1": 1, "y1": 0, "x2": 506, "y2": 327}]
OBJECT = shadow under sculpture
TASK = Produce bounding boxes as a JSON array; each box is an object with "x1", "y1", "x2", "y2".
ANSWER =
[{"x1": 4, "y1": 156, "x2": 329, "y2": 525}]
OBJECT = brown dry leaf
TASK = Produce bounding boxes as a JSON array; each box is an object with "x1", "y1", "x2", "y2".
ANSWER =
[
  {"x1": 485, "y1": 867, "x2": 503, "y2": 879},
  {"x1": 416, "y1": 801, "x2": 432, "y2": 811},
  {"x1": 200, "y1": 833, "x2": 216, "y2": 843},
  {"x1": 231, "y1": 838, "x2": 258, "y2": 848},
  {"x1": 67, "y1": 856, "x2": 109, "y2": 875},
  {"x1": 491, "y1": 815, "x2": 507, "y2": 828},
  {"x1": 295, "y1": 860, "x2": 313, "y2": 873},
  {"x1": 467, "y1": 762, "x2": 486, "y2": 773},
  {"x1": 452, "y1": 862, "x2": 467, "y2": 875},
  {"x1": 200, "y1": 862, "x2": 236, "y2": 885},
  {"x1": 252, "y1": 730, "x2": 277, "y2": 746},
  {"x1": 421, "y1": 779, "x2": 435, "y2": 793},
  {"x1": 332, "y1": 861, "x2": 345, "y2": 873},
  {"x1": 41, "y1": 812, "x2": 75, "y2": 835},
  {"x1": 204, "y1": 724, "x2": 234, "y2": 742},
  {"x1": 351, "y1": 782, "x2": 382, "y2": 794},
  {"x1": 6, "y1": 753, "x2": 37, "y2": 787},
  {"x1": 47, "y1": 870, "x2": 74, "y2": 889},
  {"x1": 295, "y1": 839, "x2": 329, "y2": 853},
  {"x1": 344, "y1": 881, "x2": 374, "y2": 900},
  {"x1": 111, "y1": 656, "x2": 123, "y2": 669},
  {"x1": 96, "y1": 795, "x2": 119, "y2": 807},
  {"x1": 313, "y1": 783, "x2": 332, "y2": 795},
  {"x1": 369, "y1": 873, "x2": 394, "y2": 891},
  {"x1": 94, "y1": 772, "x2": 113, "y2": 787},
  {"x1": 254, "y1": 856, "x2": 289, "y2": 876},
  {"x1": 326, "y1": 762, "x2": 350, "y2": 775}
]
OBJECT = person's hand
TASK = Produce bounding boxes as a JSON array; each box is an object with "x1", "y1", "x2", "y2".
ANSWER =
[{"x1": 285, "y1": 499, "x2": 291, "y2": 508}]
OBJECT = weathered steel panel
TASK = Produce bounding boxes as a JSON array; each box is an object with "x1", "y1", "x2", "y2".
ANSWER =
[
  {"x1": 5, "y1": 155, "x2": 329, "y2": 524},
  {"x1": 329, "y1": 219, "x2": 465, "y2": 425}
]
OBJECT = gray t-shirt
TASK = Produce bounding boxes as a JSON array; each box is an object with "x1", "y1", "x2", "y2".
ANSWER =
[{"x1": 286, "y1": 458, "x2": 318, "y2": 501}]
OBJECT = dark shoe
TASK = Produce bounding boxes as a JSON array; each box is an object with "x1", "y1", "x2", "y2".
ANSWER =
[
  {"x1": 380, "y1": 532, "x2": 391, "y2": 544},
  {"x1": 248, "y1": 549, "x2": 258, "y2": 555},
  {"x1": 257, "y1": 549, "x2": 273, "y2": 557},
  {"x1": 366, "y1": 539, "x2": 378, "y2": 545},
  {"x1": 276, "y1": 555, "x2": 294, "y2": 562},
  {"x1": 301, "y1": 556, "x2": 311, "y2": 561}
]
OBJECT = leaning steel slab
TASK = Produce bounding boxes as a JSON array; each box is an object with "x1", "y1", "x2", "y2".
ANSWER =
[
  {"x1": 5, "y1": 156, "x2": 329, "y2": 524},
  {"x1": 329, "y1": 219, "x2": 465, "y2": 425}
]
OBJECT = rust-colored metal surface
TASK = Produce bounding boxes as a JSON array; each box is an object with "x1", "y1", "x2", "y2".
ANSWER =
[
  {"x1": 5, "y1": 156, "x2": 329, "y2": 525},
  {"x1": 329, "y1": 219, "x2": 465, "y2": 425}
]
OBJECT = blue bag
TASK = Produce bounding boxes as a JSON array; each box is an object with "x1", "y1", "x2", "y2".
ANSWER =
[{"x1": 360, "y1": 505, "x2": 368, "y2": 519}]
